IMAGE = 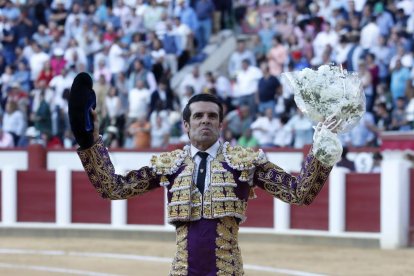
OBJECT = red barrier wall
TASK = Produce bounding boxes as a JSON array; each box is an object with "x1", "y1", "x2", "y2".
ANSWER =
[
  {"x1": 291, "y1": 180, "x2": 329, "y2": 230},
  {"x1": 243, "y1": 188, "x2": 274, "y2": 228},
  {"x1": 72, "y1": 172, "x2": 111, "y2": 223},
  {"x1": 127, "y1": 188, "x2": 164, "y2": 225},
  {"x1": 346, "y1": 173, "x2": 380, "y2": 232},
  {"x1": 17, "y1": 171, "x2": 55, "y2": 222}
]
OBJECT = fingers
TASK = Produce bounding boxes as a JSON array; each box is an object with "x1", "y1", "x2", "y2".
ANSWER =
[{"x1": 91, "y1": 109, "x2": 100, "y2": 142}]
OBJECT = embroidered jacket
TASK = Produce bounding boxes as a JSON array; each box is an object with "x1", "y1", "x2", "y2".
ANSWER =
[{"x1": 77, "y1": 138, "x2": 332, "y2": 275}]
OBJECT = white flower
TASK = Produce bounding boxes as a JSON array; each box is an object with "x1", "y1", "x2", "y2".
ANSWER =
[{"x1": 281, "y1": 64, "x2": 365, "y2": 133}]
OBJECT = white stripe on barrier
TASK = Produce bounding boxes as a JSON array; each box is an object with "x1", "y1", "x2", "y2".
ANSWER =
[
  {"x1": 0, "y1": 248, "x2": 326, "y2": 276},
  {"x1": 0, "y1": 262, "x2": 121, "y2": 276}
]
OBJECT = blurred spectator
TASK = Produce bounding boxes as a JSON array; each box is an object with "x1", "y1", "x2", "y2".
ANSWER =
[
  {"x1": 2, "y1": 17, "x2": 18, "y2": 65},
  {"x1": 228, "y1": 39, "x2": 255, "y2": 77},
  {"x1": 250, "y1": 107, "x2": 280, "y2": 147},
  {"x1": 311, "y1": 22, "x2": 338, "y2": 66},
  {"x1": 37, "y1": 61, "x2": 54, "y2": 86},
  {"x1": 374, "y1": 2, "x2": 394, "y2": 38},
  {"x1": 103, "y1": 125, "x2": 120, "y2": 148},
  {"x1": 128, "y1": 58, "x2": 157, "y2": 93},
  {"x1": 371, "y1": 152, "x2": 383, "y2": 173},
  {"x1": 221, "y1": 128, "x2": 237, "y2": 146},
  {"x1": 29, "y1": 42, "x2": 50, "y2": 82},
  {"x1": 150, "y1": 113, "x2": 170, "y2": 148},
  {"x1": 175, "y1": 0, "x2": 199, "y2": 35},
  {"x1": 104, "y1": 86, "x2": 125, "y2": 146},
  {"x1": 94, "y1": 58, "x2": 111, "y2": 84},
  {"x1": 149, "y1": 78, "x2": 175, "y2": 117},
  {"x1": 341, "y1": 111, "x2": 377, "y2": 147},
  {"x1": 127, "y1": 116, "x2": 151, "y2": 149},
  {"x1": 32, "y1": 24, "x2": 52, "y2": 51},
  {"x1": 0, "y1": 124, "x2": 14, "y2": 148},
  {"x1": 2, "y1": 100, "x2": 25, "y2": 146},
  {"x1": 358, "y1": 60, "x2": 374, "y2": 112},
  {"x1": 172, "y1": 16, "x2": 193, "y2": 70},
  {"x1": 374, "y1": 103, "x2": 392, "y2": 132},
  {"x1": 223, "y1": 104, "x2": 253, "y2": 139},
  {"x1": 13, "y1": 61, "x2": 31, "y2": 93},
  {"x1": 371, "y1": 35, "x2": 393, "y2": 83},
  {"x1": 151, "y1": 38, "x2": 167, "y2": 82},
  {"x1": 251, "y1": 34, "x2": 266, "y2": 65},
  {"x1": 285, "y1": 108, "x2": 313, "y2": 149},
  {"x1": 267, "y1": 34, "x2": 288, "y2": 76},
  {"x1": 179, "y1": 65, "x2": 206, "y2": 96},
  {"x1": 336, "y1": 146, "x2": 356, "y2": 172},
  {"x1": 32, "y1": 90, "x2": 52, "y2": 138},
  {"x1": 273, "y1": 114, "x2": 293, "y2": 147},
  {"x1": 128, "y1": 79, "x2": 151, "y2": 122},
  {"x1": 195, "y1": 0, "x2": 215, "y2": 51},
  {"x1": 94, "y1": 74, "x2": 110, "y2": 124},
  {"x1": 232, "y1": 58, "x2": 262, "y2": 115},
  {"x1": 390, "y1": 97, "x2": 410, "y2": 131},
  {"x1": 360, "y1": 15, "x2": 380, "y2": 51},
  {"x1": 257, "y1": 62, "x2": 281, "y2": 114},
  {"x1": 390, "y1": 59, "x2": 411, "y2": 106},
  {"x1": 237, "y1": 128, "x2": 258, "y2": 148},
  {"x1": 17, "y1": 126, "x2": 42, "y2": 147}
]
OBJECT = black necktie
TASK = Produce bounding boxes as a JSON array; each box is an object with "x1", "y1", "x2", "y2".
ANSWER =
[{"x1": 196, "y1": 151, "x2": 209, "y2": 194}]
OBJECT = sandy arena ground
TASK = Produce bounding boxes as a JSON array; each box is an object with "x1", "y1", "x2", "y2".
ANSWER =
[{"x1": 0, "y1": 236, "x2": 413, "y2": 276}]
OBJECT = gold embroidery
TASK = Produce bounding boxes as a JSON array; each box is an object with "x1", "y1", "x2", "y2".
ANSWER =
[
  {"x1": 77, "y1": 139, "x2": 157, "y2": 200},
  {"x1": 215, "y1": 217, "x2": 244, "y2": 275},
  {"x1": 256, "y1": 154, "x2": 331, "y2": 205},
  {"x1": 169, "y1": 224, "x2": 188, "y2": 276}
]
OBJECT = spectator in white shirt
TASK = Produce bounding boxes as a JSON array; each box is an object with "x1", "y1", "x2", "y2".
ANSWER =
[
  {"x1": 128, "y1": 79, "x2": 152, "y2": 121},
  {"x1": 250, "y1": 108, "x2": 281, "y2": 147},
  {"x1": 179, "y1": 65, "x2": 207, "y2": 96},
  {"x1": 360, "y1": 16, "x2": 380, "y2": 50},
  {"x1": 232, "y1": 59, "x2": 262, "y2": 115},
  {"x1": 228, "y1": 39, "x2": 256, "y2": 77},
  {"x1": 0, "y1": 125, "x2": 14, "y2": 148},
  {"x1": 108, "y1": 39, "x2": 127, "y2": 77}
]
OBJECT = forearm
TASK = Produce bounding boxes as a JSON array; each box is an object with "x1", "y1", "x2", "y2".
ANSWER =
[
  {"x1": 77, "y1": 137, "x2": 160, "y2": 199},
  {"x1": 254, "y1": 151, "x2": 332, "y2": 205}
]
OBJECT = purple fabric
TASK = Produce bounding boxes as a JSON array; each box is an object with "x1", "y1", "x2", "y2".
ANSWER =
[
  {"x1": 221, "y1": 162, "x2": 250, "y2": 200},
  {"x1": 187, "y1": 218, "x2": 219, "y2": 275}
]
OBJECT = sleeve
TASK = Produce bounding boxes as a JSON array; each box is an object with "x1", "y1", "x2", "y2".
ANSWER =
[
  {"x1": 77, "y1": 137, "x2": 160, "y2": 200},
  {"x1": 254, "y1": 149, "x2": 332, "y2": 205}
]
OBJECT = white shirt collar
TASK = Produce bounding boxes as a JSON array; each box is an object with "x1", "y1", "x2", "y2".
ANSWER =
[{"x1": 190, "y1": 140, "x2": 221, "y2": 159}]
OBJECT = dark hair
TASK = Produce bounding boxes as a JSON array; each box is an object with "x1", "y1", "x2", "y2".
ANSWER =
[{"x1": 182, "y1": 93, "x2": 223, "y2": 123}]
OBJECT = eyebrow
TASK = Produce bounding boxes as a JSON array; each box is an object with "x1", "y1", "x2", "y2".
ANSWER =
[{"x1": 192, "y1": 112, "x2": 219, "y2": 117}]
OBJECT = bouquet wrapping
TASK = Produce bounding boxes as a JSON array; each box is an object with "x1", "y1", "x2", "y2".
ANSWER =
[
  {"x1": 281, "y1": 64, "x2": 365, "y2": 133},
  {"x1": 281, "y1": 65, "x2": 366, "y2": 166}
]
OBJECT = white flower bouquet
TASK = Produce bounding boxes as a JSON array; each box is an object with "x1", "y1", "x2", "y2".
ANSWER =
[{"x1": 281, "y1": 64, "x2": 365, "y2": 133}]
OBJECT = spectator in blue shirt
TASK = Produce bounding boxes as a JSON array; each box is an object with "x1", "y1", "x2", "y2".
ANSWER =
[{"x1": 195, "y1": 0, "x2": 215, "y2": 51}]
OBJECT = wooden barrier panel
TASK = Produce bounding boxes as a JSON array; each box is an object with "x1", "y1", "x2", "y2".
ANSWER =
[
  {"x1": 346, "y1": 173, "x2": 380, "y2": 232},
  {"x1": 127, "y1": 188, "x2": 164, "y2": 225},
  {"x1": 72, "y1": 172, "x2": 111, "y2": 223},
  {"x1": 17, "y1": 171, "x2": 55, "y2": 222},
  {"x1": 290, "y1": 180, "x2": 329, "y2": 230},
  {"x1": 242, "y1": 188, "x2": 274, "y2": 228}
]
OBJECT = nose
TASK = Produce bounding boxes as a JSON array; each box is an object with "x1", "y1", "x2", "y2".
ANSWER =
[{"x1": 201, "y1": 114, "x2": 210, "y2": 124}]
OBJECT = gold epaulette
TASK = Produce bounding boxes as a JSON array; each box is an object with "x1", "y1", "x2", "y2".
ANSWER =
[
  {"x1": 150, "y1": 145, "x2": 190, "y2": 176},
  {"x1": 222, "y1": 142, "x2": 267, "y2": 171}
]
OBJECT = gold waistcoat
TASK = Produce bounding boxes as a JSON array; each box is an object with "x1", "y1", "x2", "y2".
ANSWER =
[{"x1": 151, "y1": 142, "x2": 267, "y2": 224}]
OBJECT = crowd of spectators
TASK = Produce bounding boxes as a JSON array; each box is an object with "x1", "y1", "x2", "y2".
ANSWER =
[{"x1": 0, "y1": 0, "x2": 413, "y2": 151}]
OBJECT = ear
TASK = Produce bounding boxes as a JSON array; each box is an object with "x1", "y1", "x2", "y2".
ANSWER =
[{"x1": 183, "y1": 120, "x2": 190, "y2": 133}]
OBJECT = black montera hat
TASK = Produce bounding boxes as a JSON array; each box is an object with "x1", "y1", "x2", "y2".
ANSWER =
[{"x1": 68, "y1": 72, "x2": 96, "y2": 148}]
